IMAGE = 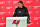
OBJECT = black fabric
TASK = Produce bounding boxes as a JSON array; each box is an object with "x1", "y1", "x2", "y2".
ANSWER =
[{"x1": 13, "y1": 6, "x2": 30, "y2": 20}]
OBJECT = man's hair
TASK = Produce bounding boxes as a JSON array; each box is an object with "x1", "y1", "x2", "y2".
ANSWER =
[{"x1": 18, "y1": 1, "x2": 23, "y2": 4}]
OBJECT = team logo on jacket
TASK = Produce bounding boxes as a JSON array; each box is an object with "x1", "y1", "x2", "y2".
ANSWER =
[{"x1": 19, "y1": 11, "x2": 21, "y2": 13}]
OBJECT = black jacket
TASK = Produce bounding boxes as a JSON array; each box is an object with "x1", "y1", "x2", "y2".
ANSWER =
[{"x1": 13, "y1": 6, "x2": 30, "y2": 20}]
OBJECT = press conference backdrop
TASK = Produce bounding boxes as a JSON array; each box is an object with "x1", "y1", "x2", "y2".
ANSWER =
[{"x1": 0, "y1": 0, "x2": 40, "y2": 27}]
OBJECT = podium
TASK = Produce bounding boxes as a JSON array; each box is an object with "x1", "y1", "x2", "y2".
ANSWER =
[{"x1": 6, "y1": 17, "x2": 27, "y2": 27}]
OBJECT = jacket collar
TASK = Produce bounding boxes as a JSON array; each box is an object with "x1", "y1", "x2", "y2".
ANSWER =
[{"x1": 18, "y1": 6, "x2": 25, "y2": 9}]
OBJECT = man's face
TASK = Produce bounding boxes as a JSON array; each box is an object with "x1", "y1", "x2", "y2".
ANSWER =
[{"x1": 18, "y1": 3, "x2": 23, "y2": 8}]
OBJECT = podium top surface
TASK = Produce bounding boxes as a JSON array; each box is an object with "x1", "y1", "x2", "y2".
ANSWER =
[{"x1": 6, "y1": 17, "x2": 27, "y2": 19}]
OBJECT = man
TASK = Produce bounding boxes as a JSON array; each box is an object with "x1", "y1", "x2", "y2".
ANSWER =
[{"x1": 13, "y1": 1, "x2": 31, "y2": 24}]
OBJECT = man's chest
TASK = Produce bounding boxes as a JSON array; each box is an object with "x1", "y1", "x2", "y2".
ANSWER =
[{"x1": 17, "y1": 9, "x2": 25, "y2": 15}]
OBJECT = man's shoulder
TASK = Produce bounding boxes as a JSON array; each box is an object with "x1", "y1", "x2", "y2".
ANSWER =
[
  {"x1": 16, "y1": 8, "x2": 19, "y2": 10},
  {"x1": 15, "y1": 8, "x2": 18, "y2": 10},
  {"x1": 24, "y1": 7, "x2": 27, "y2": 9},
  {"x1": 24, "y1": 7, "x2": 27, "y2": 10}
]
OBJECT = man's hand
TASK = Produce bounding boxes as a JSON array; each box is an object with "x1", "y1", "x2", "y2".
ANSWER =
[
  {"x1": 27, "y1": 18, "x2": 31, "y2": 24},
  {"x1": 29, "y1": 20, "x2": 31, "y2": 23}
]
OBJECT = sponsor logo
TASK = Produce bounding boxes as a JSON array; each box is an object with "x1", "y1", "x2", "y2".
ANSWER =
[
  {"x1": 13, "y1": 1, "x2": 18, "y2": 4},
  {"x1": 0, "y1": 1, "x2": 5, "y2": 4},
  {"x1": 26, "y1": 1, "x2": 32, "y2": 3},
  {"x1": 6, "y1": 7, "x2": 12, "y2": 9}
]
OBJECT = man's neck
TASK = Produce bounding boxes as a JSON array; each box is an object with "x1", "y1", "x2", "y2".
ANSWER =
[{"x1": 19, "y1": 6, "x2": 23, "y2": 8}]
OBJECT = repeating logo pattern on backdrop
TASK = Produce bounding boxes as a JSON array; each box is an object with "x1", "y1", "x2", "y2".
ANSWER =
[{"x1": 0, "y1": 0, "x2": 40, "y2": 27}]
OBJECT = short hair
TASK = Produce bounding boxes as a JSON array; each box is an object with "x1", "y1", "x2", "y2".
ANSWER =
[{"x1": 18, "y1": 1, "x2": 23, "y2": 4}]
